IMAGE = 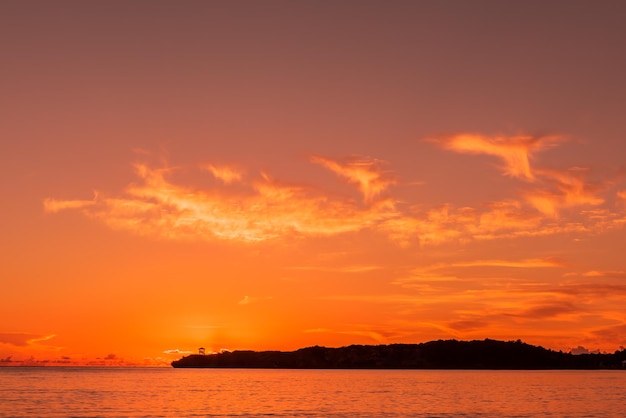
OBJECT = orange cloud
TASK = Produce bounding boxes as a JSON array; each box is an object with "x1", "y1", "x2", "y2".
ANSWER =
[
  {"x1": 310, "y1": 155, "x2": 396, "y2": 202},
  {"x1": 163, "y1": 349, "x2": 193, "y2": 355},
  {"x1": 0, "y1": 333, "x2": 57, "y2": 347},
  {"x1": 525, "y1": 167, "x2": 605, "y2": 216},
  {"x1": 316, "y1": 273, "x2": 626, "y2": 350},
  {"x1": 44, "y1": 141, "x2": 626, "y2": 248},
  {"x1": 303, "y1": 326, "x2": 397, "y2": 344},
  {"x1": 431, "y1": 133, "x2": 616, "y2": 220},
  {"x1": 471, "y1": 200, "x2": 542, "y2": 239},
  {"x1": 451, "y1": 258, "x2": 565, "y2": 268},
  {"x1": 431, "y1": 133, "x2": 564, "y2": 180},
  {"x1": 286, "y1": 265, "x2": 382, "y2": 273},
  {"x1": 446, "y1": 319, "x2": 491, "y2": 332},
  {"x1": 43, "y1": 194, "x2": 97, "y2": 213},
  {"x1": 581, "y1": 270, "x2": 626, "y2": 279},
  {"x1": 380, "y1": 200, "x2": 577, "y2": 246},
  {"x1": 590, "y1": 323, "x2": 626, "y2": 342},
  {"x1": 380, "y1": 205, "x2": 471, "y2": 246},
  {"x1": 238, "y1": 296, "x2": 272, "y2": 305},
  {"x1": 45, "y1": 162, "x2": 397, "y2": 242},
  {"x1": 516, "y1": 301, "x2": 580, "y2": 319},
  {"x1": 202, "y1": 164, "x2": 244, "y2": 184}
]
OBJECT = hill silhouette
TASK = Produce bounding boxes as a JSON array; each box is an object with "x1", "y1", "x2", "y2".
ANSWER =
[{"x1": 171, "y1": 339, "x2": 626, "y2": 369}]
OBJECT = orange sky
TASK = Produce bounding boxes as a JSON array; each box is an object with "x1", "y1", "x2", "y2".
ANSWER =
[{"x1": 2, "y1": 0, "x2": 626, "y2": 366}]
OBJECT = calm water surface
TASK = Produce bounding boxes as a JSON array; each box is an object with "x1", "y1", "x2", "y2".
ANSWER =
[{"x1": 1, "y1": 368, "x2": 625, "y2": 417}]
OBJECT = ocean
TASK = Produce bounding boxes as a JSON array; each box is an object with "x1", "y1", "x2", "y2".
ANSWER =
[{"x1": 1, "y1": 367, "x2": 625, "y2": 417}]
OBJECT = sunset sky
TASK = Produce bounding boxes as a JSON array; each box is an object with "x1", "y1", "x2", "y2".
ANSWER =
[{"x1": 2, "y1": 0, "x2": 626, "y2": 366}]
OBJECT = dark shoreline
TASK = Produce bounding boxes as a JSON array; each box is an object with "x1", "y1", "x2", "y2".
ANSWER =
[{"x1": 172, "y1": 339, "x2": 626, "y2": 369}]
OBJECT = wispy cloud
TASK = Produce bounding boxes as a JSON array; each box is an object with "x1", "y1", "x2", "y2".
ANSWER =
[
  {"x1": 45, "y1": 162, "x2": 397, "y2": 242},
  {"x1": 202, "y1": 164, "x2": 244, "y2": 184},
  {"x1": 517, "y1": 301, "x2": 580, "y2": 319},
  {"x1": 286, "y1": 265, "x2": 382, "y2": 273},
  {"x1": 431, "y1": 133, "x2": 564, "y2": 180},
  {"x1": 590, "y1": 323, "x2": 626, "y2": 342},
  {"x1": 524, "y1": 167, "x2": 605, "y2": 216},
  {"x1": 446, "y1": 318, "x2": 491, "y2": 332},
  {"x1": 431, "y1": 134, "x2": 610, "y2": 219},
  {"x1": 238, "y1": 295, "x2": 272, "y2": 305},
  {"x1": 0, "y1": 332, "x2": 57, "y2": 347},
  {"x1": 379, "y1": 199, "x2": 593, "y2": 246},
  {"x1": 43, "y1": 194, "x2": 97, "y2": 213},
  {"x1": 452, "y1": 258, "x2": 565, "y2": 268},
  {"x1": 310, "y1": 155, "x2": 396, "y2": 202},
  {"x1": 303, "y1": 326, "x2": 395, "y2": 344},
  {"x1": 313, "y1": 274, "x2": 626, "y2": 349},
  {"x1": 44, "y1": 138, "x2": 626, "y2": 247},
  {"x1": 163, "y1": 349, "x2": 193, "y2": 355},
  {"x1": 564, "y1": 270, "x2": 626, "y2": 279},
  {"x1": 583, "y1": 270, "x2": 626, "y2": 279}
]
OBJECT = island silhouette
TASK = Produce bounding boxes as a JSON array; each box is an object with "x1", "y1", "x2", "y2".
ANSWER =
[{"x1": 171, "y1": 339, "x2": 626, "y2": 369}]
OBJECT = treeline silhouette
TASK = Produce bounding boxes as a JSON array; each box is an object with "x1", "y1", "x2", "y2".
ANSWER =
[{"x1": 171, "y1": 339, "x2": 626, "y2": 369}]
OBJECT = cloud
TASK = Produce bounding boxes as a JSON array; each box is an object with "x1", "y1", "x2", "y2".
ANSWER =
[
  {"x1": 570, "y1": 346, "x2": 594, "y2": 355},
  {"x1": 286, "y1": 265, "x2": 382, "y2": 273},
  {"x1": 446, "y1": 319, "x2": 490, "y2": 331},
  {"x1": 90, "y1": 355, "x2": 131, "y2": 366},
  {"x1": 303, "y1": 326, "x2": 395, "y2": 344},
  {"x1": 590, "y1": 323, "x2": 626, "y2": 342},
  {"x1": 392, "y1": 274, "x2": 462, "y2": 291},
  {"x1": 524, "y1": 167, "x2": 605, "y2": 216},
  {"x1": 163, "y1": 349, "x2": 193, "y2": 355},
  {"x1": 551, "y1": 282, "x2": 626, "y2": 299},
  {"x1": 0, "y1": 332, "x2": 57, "y2": 347},
  {"x1": 540, "y1": 168, "x2": 604, "y2": 205},
  {"x1": 582, "y1": 270, "x2": 626, "y2": 279},
  {"x1": 320, "y1": 294, "x2": 413, "y2": 304},
  {"x1": 43, "y1": 196, "x2": 97, "y2": 213},
  {"x1": 334, "y1": 329, "x2": 388, "y2": 343},
  {"x1": 202, "y1": 164, "x2": 244, "y2": 184},
  {"x1": 238, "y1": 295, "x2": 272, "y2": 305},
  {"x1": 317, "y1": 276, "x2": 626, "y2": 350},
  {"x1": 517, "y1": 301, "x2": 579, "y2": 319},
  {"x1": 431, "y1": 134, "x2": 608, "y2": 218},
  {"x1": 43, "y1": 139, "x2": 626, "y2": 247},
  {"x1": 27, "y1": 334, "x2": 57, "y2": 344},
  {"x1": 310, "y1": 155, "x2": 396, "y2": 202},
  {"x1": 380, "y1": 205, "x2": 471, "y2": 246},
  {"x1": 379, "y1": 199, "x2": 587, "y2": 246},
  {"x1": 431, "y1": 133, "x2": 565, "y2": 180},
  {"x1": 45, "y1": 162, "x2": 397, "y2": 242},
  {"x1": 452, "y1": 258, "x2": 565, "y2": 268},
  {"x1": 303, "y1": 328, "x2": 332, "y2": 333}
]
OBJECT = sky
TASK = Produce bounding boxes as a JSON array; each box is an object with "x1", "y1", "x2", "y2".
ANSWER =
[{"x1": 2, "y1": 0, "x2": 626, "y2": 366}]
